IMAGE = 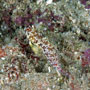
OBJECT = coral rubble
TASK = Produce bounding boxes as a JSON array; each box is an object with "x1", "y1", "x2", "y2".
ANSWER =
[{"x1": 0, "y1": 0, "x2": 90, "y2": 90}]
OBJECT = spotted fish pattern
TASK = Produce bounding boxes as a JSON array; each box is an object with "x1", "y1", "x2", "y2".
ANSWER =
[{"x1": 25, "y1": 26, "x2": 69, "y2": 77}]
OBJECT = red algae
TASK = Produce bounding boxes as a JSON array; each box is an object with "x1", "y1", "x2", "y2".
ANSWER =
[
  {"x1": 82, "y1": 49, "x2": 90, "y2": 67},
  {"x1": 0, "y1": 48, "x2": 7, "y2": 58}
]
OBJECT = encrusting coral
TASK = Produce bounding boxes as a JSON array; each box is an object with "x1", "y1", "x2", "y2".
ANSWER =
[{"x1": 0, "y1": 0, "x2": 90, "y2": 89}]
